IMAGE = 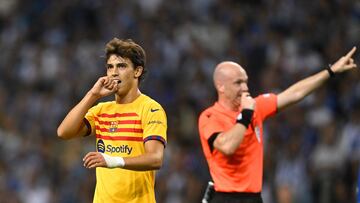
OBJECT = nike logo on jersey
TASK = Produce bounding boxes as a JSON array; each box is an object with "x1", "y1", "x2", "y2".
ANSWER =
[{"x1": 150, "y1": 108, "x2": 159, "y2": 112}]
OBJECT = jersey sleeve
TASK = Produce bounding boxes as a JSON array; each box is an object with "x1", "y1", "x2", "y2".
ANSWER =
[
  {"x1": 198, "y1": 111, "x2": 224, "y2": 141},
  {"x1": 198, "y1": 110, "x2": 226, "y2": 155},
  {"x1": 142, "y1": 102, "x2": 167, "y2": 146},
  {"x1": 255, "y1": 93, "x2": 278, "y2": 120}
]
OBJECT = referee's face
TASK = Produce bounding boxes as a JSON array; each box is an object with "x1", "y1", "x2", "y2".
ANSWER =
[{"x1": 224, "y1": 67, "x2": 249, "y2": 108}]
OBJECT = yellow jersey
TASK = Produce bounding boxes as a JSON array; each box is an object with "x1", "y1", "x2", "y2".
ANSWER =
[{"x1": 85, "y1": 94, "x2": 167, "y2": 203}]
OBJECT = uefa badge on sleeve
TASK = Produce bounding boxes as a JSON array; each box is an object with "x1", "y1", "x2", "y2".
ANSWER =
[{"x1": 255, "y1": 126, "x2": 261, "y2": 143}]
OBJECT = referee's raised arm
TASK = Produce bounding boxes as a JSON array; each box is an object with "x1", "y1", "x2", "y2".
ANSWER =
[{"x1": 277, "y1": 47, "x2": 357, "y2": 111}]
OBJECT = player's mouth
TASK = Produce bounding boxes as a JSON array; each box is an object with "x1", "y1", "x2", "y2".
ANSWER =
[{"x1": 113, "y1": 79, "x2": 121, "y2": 84}]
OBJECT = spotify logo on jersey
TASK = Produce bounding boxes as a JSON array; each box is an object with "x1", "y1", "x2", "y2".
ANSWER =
[{"x1": 97, "y1": 139, "x2": 105, "y2": 153}]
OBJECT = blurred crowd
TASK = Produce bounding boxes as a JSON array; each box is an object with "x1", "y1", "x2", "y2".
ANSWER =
[{"x1": 0, "y1": 0, "x2": 360, "y2": 202}]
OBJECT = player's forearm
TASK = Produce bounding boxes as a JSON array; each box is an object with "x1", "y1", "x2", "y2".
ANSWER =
[
  {"x1": 122, "y1": 152, "x2": 164, "y2": 171},
  {"x1": 214, "y1": 124, "x2": 247, "y2": 156},
  {"x1": 57, "y1": 91, "x2": 99, "y2": 139}
]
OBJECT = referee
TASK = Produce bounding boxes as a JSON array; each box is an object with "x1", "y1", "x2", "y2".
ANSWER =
[{"x1": 198, "y1": 48, "x2": 357, "y2": 203}]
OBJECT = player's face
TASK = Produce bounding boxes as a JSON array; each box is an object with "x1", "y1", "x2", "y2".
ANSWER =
[
  {"x1": 106, "y1": 54, "x2": 139, "y2": 96},
  {"x1": 224, "y1": 68, "x2": 249, "y2": 107}
]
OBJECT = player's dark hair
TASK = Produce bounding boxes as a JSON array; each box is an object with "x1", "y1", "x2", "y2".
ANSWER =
[{"x1": 105, "y1": 38, "x2": 147, "y2": 84}]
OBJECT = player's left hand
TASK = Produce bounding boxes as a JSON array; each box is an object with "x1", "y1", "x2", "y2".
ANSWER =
[
  {"x1": 83, "y1": 152, "x2": 107, "y2": 169},
  {"x1": 330, "y1": 46, "x2": 357, "y2": 73}
]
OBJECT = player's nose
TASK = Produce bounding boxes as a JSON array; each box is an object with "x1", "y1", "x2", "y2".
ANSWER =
[{"x1": 111, "y1": 69, "x2": 119, "y2": 77}]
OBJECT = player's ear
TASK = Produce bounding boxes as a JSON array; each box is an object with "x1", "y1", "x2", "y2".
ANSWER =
[{"x1": 134, "y1": 66, "x2": 143, "y2": 78}]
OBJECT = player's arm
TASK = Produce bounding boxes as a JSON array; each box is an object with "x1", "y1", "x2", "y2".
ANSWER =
[
  {"x1": 83, "y1": 140, "x2": 164, "y2": 171},
  {"x1": 57, "y1": 92, "x2": 98, "y2": 139},
  {"x1": 57, "y1": 76, "x2": 118, "y2": 139},
  {"x1": 213, "y1": 93, "x2": 255, "y2": 156},
  {"x1": 122, "y1": 140, "x2": 164, "y2": 170},
  {"x1": 277, "y1": 47, "x2": 357, "y2": 112}
]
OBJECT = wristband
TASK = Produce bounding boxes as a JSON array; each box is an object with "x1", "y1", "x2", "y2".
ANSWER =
[
  {"x1": 236, "y1": 109, "x2": 254, "y2": 127},
  {"x1": 327, "y1": 64, "x2": 335, "y2": 78},
  {"x1": 100, "y1": 153, "x2": 125, "y2": 168}
]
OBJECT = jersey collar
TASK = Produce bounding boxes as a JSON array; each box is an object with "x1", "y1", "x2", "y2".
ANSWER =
[{"x1": 213, "y1": 102, "x2": 239, "y2": 118}]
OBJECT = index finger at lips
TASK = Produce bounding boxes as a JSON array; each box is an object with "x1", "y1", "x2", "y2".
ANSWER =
[
  {"x1": 98, "y1": 77, "x2": 106, "y2": 85},
  {"x1": 104, "y1": 77, "x2": 111, "y2": 86}
]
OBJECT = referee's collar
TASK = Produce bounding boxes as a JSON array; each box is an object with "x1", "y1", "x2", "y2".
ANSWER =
[{"x1": 214, "y1": 102, "x2": 239, "y2": 118}]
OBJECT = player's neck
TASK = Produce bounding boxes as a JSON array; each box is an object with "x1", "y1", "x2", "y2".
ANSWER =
[{"x1": 115, "y1": 88, "x2": 141, "y2": 104}]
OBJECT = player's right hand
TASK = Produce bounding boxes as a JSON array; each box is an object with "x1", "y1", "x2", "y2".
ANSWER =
[
  {"x1": 83, "y1": 152, "x2": 107, "y2": 169},
  {"x1": 240, "y1": 92, "x2": 255, "y2": 110},
  {"x1": 90, "y1": 76, "x2": 119, "y2": 98}
]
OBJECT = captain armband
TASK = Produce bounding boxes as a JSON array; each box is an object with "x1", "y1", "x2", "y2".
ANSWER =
[
  {"x1": 236, "y1": 109, "x2": 254, "y2": 128},
  {"x1": 100, "y1": 153, "x2": 125, "y2": 168}
]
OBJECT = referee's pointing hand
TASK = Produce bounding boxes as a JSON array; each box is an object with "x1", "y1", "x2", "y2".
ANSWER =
[{"x1": 330, "y1": 47, "x2": 357, "y2": 73}]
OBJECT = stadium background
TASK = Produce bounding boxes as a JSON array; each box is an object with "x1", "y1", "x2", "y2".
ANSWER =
[{"x1": 0, "y1": 0, "x2": 360, "y2": 202}]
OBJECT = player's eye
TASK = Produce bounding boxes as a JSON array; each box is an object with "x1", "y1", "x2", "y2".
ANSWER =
[{"x1": 117, "y1": 63, "x2": 127, "y2": 68}]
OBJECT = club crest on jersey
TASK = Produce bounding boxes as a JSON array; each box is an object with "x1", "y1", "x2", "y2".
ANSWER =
[
  {"x1": 255, "y1": 126, "x2": 261, "y2": 143},
  {"x1": 109, "y1": 121, "x2": 118, "y2": 133},
  {"x1": 97, "y1": 139, "x2": 105, "y2": 153}
]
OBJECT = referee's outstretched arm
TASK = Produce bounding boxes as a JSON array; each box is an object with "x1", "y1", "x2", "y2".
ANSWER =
[{"x1": 277, "y1": 47, "x2": 357, "y2": 111}]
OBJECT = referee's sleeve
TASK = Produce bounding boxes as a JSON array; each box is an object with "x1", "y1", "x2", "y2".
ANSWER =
[{"x1": 256, "y1": 93, "x2": 277, "y2": 120}]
